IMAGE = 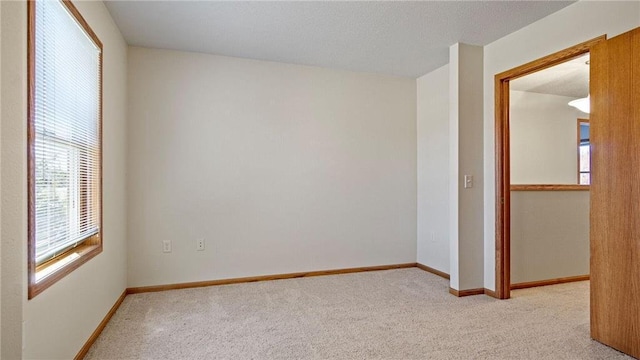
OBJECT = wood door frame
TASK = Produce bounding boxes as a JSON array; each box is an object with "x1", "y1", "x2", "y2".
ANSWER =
[{"x1": 494, "y1": 35, "x2": 606, "y2": 300}]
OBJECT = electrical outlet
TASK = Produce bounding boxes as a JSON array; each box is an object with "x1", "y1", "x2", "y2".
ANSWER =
[
  {"x1": 196, "y1": 238, "x2": 205, "y2": 251},
  {"x1": 162, "y1": 240, "x2": 171, "y2": 253}
]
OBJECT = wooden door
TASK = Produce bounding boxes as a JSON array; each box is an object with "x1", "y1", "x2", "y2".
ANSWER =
[{"x1": 590, "y1": 26, "x2": 640, "y2": 358}]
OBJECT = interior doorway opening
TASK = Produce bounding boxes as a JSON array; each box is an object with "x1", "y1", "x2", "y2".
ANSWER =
[{"x1": 493, "y1": 35, "x2": 606, "y2": 300}]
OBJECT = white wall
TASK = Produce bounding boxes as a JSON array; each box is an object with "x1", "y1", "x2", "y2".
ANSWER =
[
  {"x1": 483, "y1": 1, "x2": 640, "y2": 290},
  {"x1": 127, "y1": 47, "x2": 417, "y2": 287},
  {"x1": 1, "y1": 2, "x2": 26, "y2": 357},
  {"x1": 1, "y1": 1, "x2": 129, "y2": 358},
  {"x1": 0, "y1": 1, "x2": 3, "y2": 353},
  {"x1": 511, "y1": 190, "x2": 589, "y2": 283},
  {"x1": 416, "y1": 65, "x2": 450, "y2": 274},
  {"x1": 450, "y1": 43, "x2": 484, "y2": 291},
  {"x1": 510, "y1": 90, "x2": 587, "y2": 184}
]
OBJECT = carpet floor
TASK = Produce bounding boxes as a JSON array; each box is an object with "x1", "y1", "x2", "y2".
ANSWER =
[{"x1": 85, "y1": 268, "x2": 632, "y2": 359}]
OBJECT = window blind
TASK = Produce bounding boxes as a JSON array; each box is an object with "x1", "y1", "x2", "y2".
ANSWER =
[{"x1": 33, "y1": 0, "x2": 101, "y2": 266}]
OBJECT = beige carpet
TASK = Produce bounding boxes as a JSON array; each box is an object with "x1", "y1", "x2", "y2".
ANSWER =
[{"x1": 85, "y1": 268, "x2": 631, "y2": 359}]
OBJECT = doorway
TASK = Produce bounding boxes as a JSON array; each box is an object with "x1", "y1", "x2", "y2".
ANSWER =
[{"x1": 493, "y1": 35, "x2": 606, "y2": 300}]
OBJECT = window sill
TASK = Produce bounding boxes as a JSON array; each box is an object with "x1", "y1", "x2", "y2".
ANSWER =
[{"x1": 28, "y1": 242, "x2": 102, "y2": 299}]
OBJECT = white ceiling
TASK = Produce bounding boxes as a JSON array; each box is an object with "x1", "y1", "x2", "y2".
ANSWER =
[
  {"x1": 511, "y1": 54, "x2": 590, "y2": 98},
  {"x1": 104, "y1": 1, "x2": 574, "y2": 78}
]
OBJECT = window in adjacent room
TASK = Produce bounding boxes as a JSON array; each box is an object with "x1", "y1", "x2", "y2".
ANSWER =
[
  {"x1": 578, "y1": 119, "x2": 590, "y2": 185},
  {"x1": 28, "y1": 0, "x2": 103, "y2": 299}
]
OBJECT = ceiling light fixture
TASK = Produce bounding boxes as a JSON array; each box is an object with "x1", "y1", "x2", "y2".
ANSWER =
[{"x1": 569, "y1": 95, "x2": 590, "y2": 113}]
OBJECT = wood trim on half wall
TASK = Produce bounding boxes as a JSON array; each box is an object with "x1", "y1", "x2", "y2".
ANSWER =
[
  {"x1": 493, "y1": 35, "x2": 606, "y2": 300},
  {"x1": 510, "y1": 184, "x2": 589, "y2": 191}
]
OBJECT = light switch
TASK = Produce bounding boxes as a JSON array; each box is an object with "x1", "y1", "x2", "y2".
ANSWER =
[{"x1": 464, "y1": 175, "x2": 473, "y2": 189}]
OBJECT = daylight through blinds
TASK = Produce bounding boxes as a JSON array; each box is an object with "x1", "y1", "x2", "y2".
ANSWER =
[{"x1": 33, "y1": 0, "x2": 101, "y2": 266}]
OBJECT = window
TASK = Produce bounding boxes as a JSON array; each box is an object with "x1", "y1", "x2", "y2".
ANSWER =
[
  {"x1": 28, "y1": 0, "x2": 103, "y2": 299},
  {"x1": 578, "y1": 119, "x2": 590, "y2": 185}
]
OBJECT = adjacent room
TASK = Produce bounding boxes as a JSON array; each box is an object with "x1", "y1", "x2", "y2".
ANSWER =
[
  {"x1": 1, "y1": 1, "x2": 639, "y2": 359},
  {"x1": 509, "y1": 54, "x2": 591, "y2": 291}
]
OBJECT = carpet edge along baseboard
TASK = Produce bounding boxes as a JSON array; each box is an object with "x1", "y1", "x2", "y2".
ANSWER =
[
  {"x1": 415, "y1": 263, "x2": 450, "y2": 280},
  {"x1": 74, "y1": 290, "x2": 127, "y2": 360},
  {"x1": 126, "y1": 263, "x2": 418, "y2": 294},
  {"x1": 74, "y1": 262, "x2": 480, "y2": 359},
  {"x1": 510, "y1": 275, "x2": 589, "y2": 290}
]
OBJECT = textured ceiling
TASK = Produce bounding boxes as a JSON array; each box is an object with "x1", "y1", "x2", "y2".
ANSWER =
[
  {"x1": 105, "y1": 1, "x2": 574, "y2": 78},
  {"x1": 511, "y1": 54, "x2": 589, "y2": 98}
]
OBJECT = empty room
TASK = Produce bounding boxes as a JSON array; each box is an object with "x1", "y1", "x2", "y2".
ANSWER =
[{"x1": 1, "y1": 0, "x2": 639, "y2": 359}]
